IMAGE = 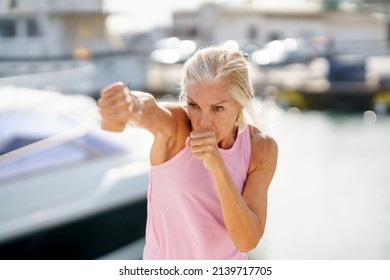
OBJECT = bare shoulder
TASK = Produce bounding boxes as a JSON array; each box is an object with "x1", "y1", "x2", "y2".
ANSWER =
[
  {"x1": 158, "y1": 102, "x2": 190, "y2": 134},
  {"x1": 159, "y1": 102, "x2": 189, "y2": 121},
  {"x1": 149, "y1": 102, "x2": 188, "y2": 136},
  {"x1": 249, "y1": 125, "x2": 278, "y2": 152},
  {"x1": 248, "y1": 125, "x2": 278, "y2": 173}
]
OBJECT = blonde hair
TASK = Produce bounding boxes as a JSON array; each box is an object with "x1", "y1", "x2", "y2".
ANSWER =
[{"x1": 179, "y1": 46, "x2": 260, "y2": 129}]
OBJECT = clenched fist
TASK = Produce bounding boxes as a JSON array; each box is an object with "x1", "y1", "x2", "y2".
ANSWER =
[
  {"x1": 98, "y1": 82, "x2": 143, "y2": 132},
  {"x1": 188, "y1": 131, "x2": 223, "y2": 171}
]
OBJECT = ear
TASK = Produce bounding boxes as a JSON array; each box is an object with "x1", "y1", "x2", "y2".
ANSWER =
[{"x1": 235, "y1": 108, "x2": 244, "y2": 127}]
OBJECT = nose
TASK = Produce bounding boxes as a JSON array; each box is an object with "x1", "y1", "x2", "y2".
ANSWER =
[{"x1": 199, "y1": 112, "x2": 212, "y2": 130}]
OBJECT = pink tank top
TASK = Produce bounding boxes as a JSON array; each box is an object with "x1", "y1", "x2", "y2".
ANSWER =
[{"x1": 143, "y1": 125, "x2": 251, "y2": 260}]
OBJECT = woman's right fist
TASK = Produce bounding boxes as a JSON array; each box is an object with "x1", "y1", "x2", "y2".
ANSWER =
[{"x1": 98, "y1": 82, "x2": 133, "y2": 132}]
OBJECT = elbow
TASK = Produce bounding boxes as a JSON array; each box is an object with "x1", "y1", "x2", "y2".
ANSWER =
[
  {"x1": 231, "y1": 215, "x2": 266, "y2": 253},
  {"x1": 236, "y1": 233, "x2": 263, "y2": 253},
  {"x1": 237, "y1": 240, "x2": 259, "y2": 253}
]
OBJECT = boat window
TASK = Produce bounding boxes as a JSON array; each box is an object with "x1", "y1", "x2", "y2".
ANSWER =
[
  {"x1": 0, "y1": 112, "x2": 127, "y2": 181},
  {"x1": 27, "y1": 18, "x2": 40, "y2": 37},
  {"x1": 10, "y1": 0, "x2": 18, "y2": 9},
  {"x1": 0, "y1": 19, "x2": 16, "y2": 37},
  {"x1": 0, "y1": 136, "x2": 43, "y2": 155},
  {"x1": 0, "y1": 135, "x2": 122, "y2": 180},
  {"x1": 0, "y1": 132, "x2": 126, "y2": 181}
]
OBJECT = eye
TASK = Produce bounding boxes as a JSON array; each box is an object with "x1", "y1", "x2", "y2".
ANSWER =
[
  {"x1": 214, "y1": 106, "x2": 224, "y2": 112},
  {"x1": 188, "y1": 103, "x2": 199, "y2": 109}
]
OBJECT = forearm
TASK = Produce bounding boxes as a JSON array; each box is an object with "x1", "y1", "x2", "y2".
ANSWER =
[
  {"x1": 99, "y1": 84, "x2": 160, "y2": 133},
  {"x1": 126, "y1": 91, "x2": 158, "y2": 130},
  {"x1": 211, "y1": 165, "x2": 262, "y2": 252}
]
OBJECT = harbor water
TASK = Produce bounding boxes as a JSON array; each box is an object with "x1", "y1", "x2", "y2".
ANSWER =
[{"x1": 248, "y1": 101, "x2": 390, "y2": 259}]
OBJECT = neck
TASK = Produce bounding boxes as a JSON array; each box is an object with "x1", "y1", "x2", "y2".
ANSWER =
[{"x1": 218, "y1": 125, "x2": 239, "y2": 149}]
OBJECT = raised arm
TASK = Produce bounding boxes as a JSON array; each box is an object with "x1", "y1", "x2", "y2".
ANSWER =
[
  {"x1": 98, "y1": 82, "x2": 190, "y2": 165},
  {"x1": 98, "y1": 82, "x2": 172, "y2": 135}
]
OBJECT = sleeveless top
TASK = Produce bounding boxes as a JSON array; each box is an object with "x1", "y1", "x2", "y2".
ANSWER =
[{"x1": 143, "y1": 125, "x2": 251, "y2": 260}]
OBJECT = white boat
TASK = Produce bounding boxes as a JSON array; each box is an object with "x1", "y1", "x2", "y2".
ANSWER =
[{"x1": 0, "y1": 87, "x2": 153, "y2": 259}]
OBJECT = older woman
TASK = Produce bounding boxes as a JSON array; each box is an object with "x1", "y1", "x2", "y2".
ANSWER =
[{"x1": 98, "y1": 46, "x2": 278, "y2": 260}]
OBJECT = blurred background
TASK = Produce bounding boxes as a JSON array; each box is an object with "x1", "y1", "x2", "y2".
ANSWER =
[{"x1": 0, "y1": 0, "x2": 389, "y2": 260}]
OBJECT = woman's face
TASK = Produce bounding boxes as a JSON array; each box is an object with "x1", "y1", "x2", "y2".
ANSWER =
[{"x1": 186, "y1": 80, "x2": 242, "y2": 149}]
